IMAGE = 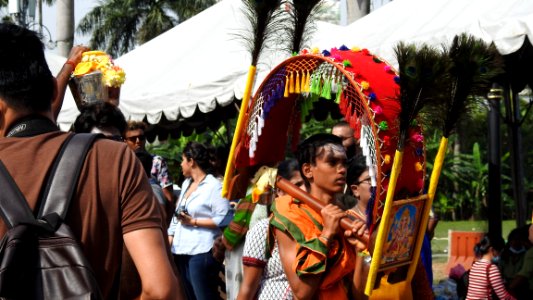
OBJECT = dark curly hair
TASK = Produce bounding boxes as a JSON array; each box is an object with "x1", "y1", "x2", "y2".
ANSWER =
[
  {"x1": 474, "y1": 233, "x2": 505, "y2": 258},
  {"x1": 0, "y1": 24, "x2": 54, "y2": 113},
  {"x1": 296, "y1": 133, "x2": 344, "y2": 190},
  {"x1": 182, "y1": 141, "x2": 217, "y2": 175},
  {"x1": 277, "y1": 158, "x2": 299, "y2": 180},
  {"x1": 346, "y1": 154, "x2": 368, "y2": 186},
  {"x1": 72, "y1": 102, "x2": 127, "y2": 134}
]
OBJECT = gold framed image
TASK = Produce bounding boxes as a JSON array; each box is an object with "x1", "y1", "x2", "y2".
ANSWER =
[{"x1": 379, "y1": 196, "x2": 426, "y2": 270}]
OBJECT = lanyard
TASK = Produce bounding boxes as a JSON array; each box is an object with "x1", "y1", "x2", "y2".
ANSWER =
[{"x1": 5, "y1": 115, "x2": 59, "y2": 137}]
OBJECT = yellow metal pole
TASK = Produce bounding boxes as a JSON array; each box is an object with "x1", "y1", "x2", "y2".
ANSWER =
[
  {"x1": 365, "y1": 150, "x2": 403, "y2": 296},
  {"x1": 222, "y1": 65, "x2": 257, "y2": 197},
  {"x1": 406, "y1": 137, "x2": 448, "y2": 281}
]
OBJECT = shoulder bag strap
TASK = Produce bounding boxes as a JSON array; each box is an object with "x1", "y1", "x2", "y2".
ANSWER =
[
  {"x1": 486, "y1": 263, "x2": 493, "y2": 299},
  {"x1": 38, "y1": 133, "x2": 99, "y2": 219},
  {"x1": 0, "y1": 161, "x2": 38, "y2": 228}
]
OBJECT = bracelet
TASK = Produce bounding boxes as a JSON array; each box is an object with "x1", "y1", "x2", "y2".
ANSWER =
[
  {"x1": 65, "y1": 60, "x2": 76, "y2": 68},
  {"x1": 194, "y1": 219, "x2": 198, "y2": 227}
]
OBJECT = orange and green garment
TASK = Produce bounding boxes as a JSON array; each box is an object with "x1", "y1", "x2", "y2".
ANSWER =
[
  {"x1": 222, "y1": 191, "x2": 257, "y2": 249},
  {"x1": 270, "y1": 195, "x2": 356, "y2": 300}
]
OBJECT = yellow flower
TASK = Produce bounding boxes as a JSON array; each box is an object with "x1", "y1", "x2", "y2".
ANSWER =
[
  {"x1": 72, "y1": 51, "x2": 126, "y2": 87},
  {"x1": 72, "y1": 61, "x2": 98, "y2": 76}
]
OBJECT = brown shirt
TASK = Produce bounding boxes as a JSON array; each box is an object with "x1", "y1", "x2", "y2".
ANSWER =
[{"x1": 0, "y1": 131, "x2": 163, "y2": 299}]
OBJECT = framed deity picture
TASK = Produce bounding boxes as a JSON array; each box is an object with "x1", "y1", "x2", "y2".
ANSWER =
[{"x1": 379, "y1": 196, "x2": 427, "y2": 270}]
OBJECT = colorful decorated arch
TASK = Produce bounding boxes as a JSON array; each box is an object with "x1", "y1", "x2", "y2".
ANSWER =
[{"x1": 225, "y1": 47, "x2": 427, "y2": 230}]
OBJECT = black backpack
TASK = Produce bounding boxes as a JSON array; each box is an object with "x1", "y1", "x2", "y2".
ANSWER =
[{"x1": 0, "y1": 133, "x2": 103, "y2": 299}]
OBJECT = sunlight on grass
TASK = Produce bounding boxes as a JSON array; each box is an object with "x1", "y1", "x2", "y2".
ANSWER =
[
  {"x1": 430, "y1": 220, "x2": 517, "y2": 283},
  {"x1": 431, "y1": 220, "x2": 516, "y2": 255}
]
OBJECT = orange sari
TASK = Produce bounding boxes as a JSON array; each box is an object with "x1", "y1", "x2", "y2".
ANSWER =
[{"x1": 270, "y1": 195, "x2": 356, "y2": 300}]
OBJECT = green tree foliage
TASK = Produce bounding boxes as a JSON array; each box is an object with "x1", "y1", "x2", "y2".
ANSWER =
[
  {"x1": 77, "y1": 0, "x2": 215, "y2": 57},
  {"x1": 426, "y1": 133, "x2": 500, "y2": 220},
  {"x1": 146, "y1": 113, "x2": 341, "y2": 185},
  {"x1": 300, "y1": 115, "x2": 339, "y2": 140},
  {"x1": 426, "y1": 90, "x2": 533, "y2": 221},
  {"x1": 147, "y1": 120, "x2": 232, "y2": 185}
]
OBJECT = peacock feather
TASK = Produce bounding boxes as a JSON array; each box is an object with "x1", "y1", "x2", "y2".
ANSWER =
[
  {"x1": 394, "y1": 42, "x2": 450, "y2": 149},
  {"x1": 241, "y1": 0, "x2": 286, "y2": 66},
  {"x1": 285, "y1": 0, "x2": 323, "y2": 53},
  {"x1": 440, "y1": 33, "x2": 504, "y2": 137}
]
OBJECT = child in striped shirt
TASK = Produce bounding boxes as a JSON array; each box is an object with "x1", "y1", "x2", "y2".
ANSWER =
[{"x1": 466, "y1": 233, "x2": 516, "y2": 300}]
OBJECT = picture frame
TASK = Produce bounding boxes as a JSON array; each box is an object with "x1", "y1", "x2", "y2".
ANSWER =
[{"x1": 378, "y1": 195, "x2": 427, "y2": 270}]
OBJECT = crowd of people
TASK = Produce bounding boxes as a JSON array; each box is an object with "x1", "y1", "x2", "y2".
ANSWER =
[{"x1": 1, "y1": 23, "x2": 532, "y2": 300}]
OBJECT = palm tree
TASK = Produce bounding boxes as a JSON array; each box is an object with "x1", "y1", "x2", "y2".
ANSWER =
[
  {"x1": 77, "y1": 0, "x2": 216, "y2": 57},
  {"x1": 0, "y1": 0, "x2": 9, "y2": 22},
  {"x1": 56, "y1": 0, "x2": 74, "y2": 57},
  {"x1": 346, "y1": 0, "x2": 370, "y2": 23}
]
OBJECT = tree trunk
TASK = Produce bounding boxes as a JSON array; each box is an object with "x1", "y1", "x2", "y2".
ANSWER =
[
  {"x1": 56, "y1": 0, "x2": 74, "y2": 57},
  {"x1": 487, "y1": 83, "x2": 503, "y2": 238},
  {"x1": 504, "y1": 90, "x2": 528, "y2": 227},
  {"x1": 346, "y1": 0, "x2": 370, "y2": 24}
]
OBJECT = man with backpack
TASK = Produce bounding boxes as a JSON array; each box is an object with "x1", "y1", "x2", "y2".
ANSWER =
[{"x1": 0, "y1": 23, "x2": 182, "y2": 299}]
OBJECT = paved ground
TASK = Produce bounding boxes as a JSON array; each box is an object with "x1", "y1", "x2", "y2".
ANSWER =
[{"x1": 433, "y1": 257, "x2": 449, "y2": 284}]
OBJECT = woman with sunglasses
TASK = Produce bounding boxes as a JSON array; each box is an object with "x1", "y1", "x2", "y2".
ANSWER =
[{"x1": 346, "y1": 155, "x2": 372, "y2": 223}]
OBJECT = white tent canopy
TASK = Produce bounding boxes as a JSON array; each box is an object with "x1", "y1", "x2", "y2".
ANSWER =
[
  {"x1": 45, "y1": 52, "x2": 79, "y2": 131},
  {"x1": 335, "y1": 0, "x2": 533, "y2": 67},
  {"x1": 55, "y1": 0, "x2": 342, "y2": 130},
  {"x1": 56, "y1": 0, "x2": 533, "y2": 130},
  {"x1": 115, "y1": 0, "x2": 342, "y2": 125}
]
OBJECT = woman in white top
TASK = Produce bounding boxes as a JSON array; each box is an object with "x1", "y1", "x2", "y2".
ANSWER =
[{"x1": 168, "y1": 142, "x2": 230, "y2": 300}]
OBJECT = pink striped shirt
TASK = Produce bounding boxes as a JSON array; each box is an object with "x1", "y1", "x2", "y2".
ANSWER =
[{"x1": 466, "y1": 259, "x2": 516, "y2": 300}]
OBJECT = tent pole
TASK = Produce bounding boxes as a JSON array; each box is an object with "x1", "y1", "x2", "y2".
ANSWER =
[
  {"x1": 487, "y1": 83, "x2": 503, "y2": 238},
  {"x1": 504, "y1": 89, "x2": 528, "y2": 227}
]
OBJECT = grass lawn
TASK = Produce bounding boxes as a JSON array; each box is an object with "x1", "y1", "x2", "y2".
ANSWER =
[
  {"x1": 431, "y1": 219, "x2": 517, "y2": 255},
  {"x1": 430, "y1": 220, "x2": 517, "y2": 283}
]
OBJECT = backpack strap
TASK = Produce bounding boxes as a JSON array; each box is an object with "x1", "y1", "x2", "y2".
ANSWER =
[
  {"x1": 0, "y1": 161, "x2": 39, "y2": 228},
  {"x1": 38, "y1": 133, "x2": 99, "y2": 220}
]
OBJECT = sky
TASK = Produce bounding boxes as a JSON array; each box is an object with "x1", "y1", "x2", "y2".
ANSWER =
[
  {"x1": 41, "y1": 0, "x2": 391, "y2": 56},
  {"x1": 42, "y1": 0, "x2": 98, "y2": 53}
]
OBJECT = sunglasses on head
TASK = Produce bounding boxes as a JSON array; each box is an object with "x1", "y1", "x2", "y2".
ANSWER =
[{"x1": 125, "y1": 135, "x2": 146, "y2": 143}]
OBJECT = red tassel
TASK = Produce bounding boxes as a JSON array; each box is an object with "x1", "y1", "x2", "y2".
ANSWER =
[
  {"x1": 339, "y1": 94, "x2": 348, "y2": 115},
  {"x1": 344, "y1": 102, "x2": 352, "y2": 122},
  {"x1": 349, "y1": 113, "x2": 359, "y2": 136}
]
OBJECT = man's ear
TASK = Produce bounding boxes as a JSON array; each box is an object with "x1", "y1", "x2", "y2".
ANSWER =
[
  {"x1": 302, "y1": 163, "x2": 313, "y2": 180},
  {"x1": 0, "y1": 99, "x2": 6, "y2": 136}
]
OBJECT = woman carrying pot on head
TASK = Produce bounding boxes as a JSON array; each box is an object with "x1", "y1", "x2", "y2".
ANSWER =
[{"x1": 168, "y1": 142, "x2": 230, "y2": 300}]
